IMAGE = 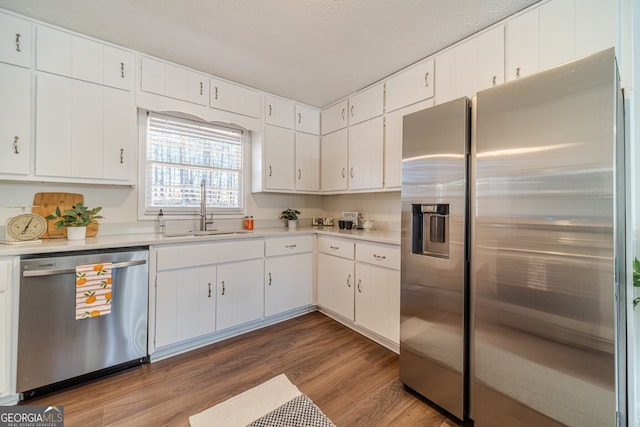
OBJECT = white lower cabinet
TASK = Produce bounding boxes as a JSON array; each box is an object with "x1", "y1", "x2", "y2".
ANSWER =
[
  {"x1": 216, "y1": 259, "x2": 264, "y2": 331},
  {"x1": 317, "y1": 236, "x2": 401, "y2": 349},
  {"x1": 0, "y1": 257, "x2": 16, "y2": 402},
  {"x1": 265, "y1": 236, "x2": 314, "y2": 317}
]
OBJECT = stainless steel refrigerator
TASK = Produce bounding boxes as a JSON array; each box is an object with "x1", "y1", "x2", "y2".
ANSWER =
[
  {"x1": 472, "y1": 48, "x2": 625, "y2": 427},
  {"x1": 399, "y1": 96, "x2": 471, "y2": 421},
  {"x1": 400, "y1": 48, "x2": 625, "y2": 426}
]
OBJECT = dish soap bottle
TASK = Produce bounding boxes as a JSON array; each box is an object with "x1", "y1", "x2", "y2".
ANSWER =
[{"x1": 156, "y1": 209, "x2": 165, "y2": 234}]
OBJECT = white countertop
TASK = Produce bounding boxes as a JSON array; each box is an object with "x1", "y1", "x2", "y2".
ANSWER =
[{"x1": 0, "y1": 226, "x2": 400, "y2": 256}]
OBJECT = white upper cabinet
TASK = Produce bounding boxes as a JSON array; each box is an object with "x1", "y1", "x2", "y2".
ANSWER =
[
  {"x1": 141, "y1": 56, "x2": 208, "y2": 105},
  {"x1": 575, "y1": 0, "x2": 616, "y2": 59},
  {"x1": 348, "y1": 83, "x2": 384, "y2": 126},
  {"x1": 539, "y1": 0, "x2": 574, "y2": 70},
  {"x1": 320, "y1": 128, "x2": 348, "y2": 192},
  {"x1": 0, "y1": 12, "x2": 31, "y2": 68},
  {"x1": 321, "y1": 100, "x2": 348, "y2": 135},
  {"x1": 295, "y1": 104, "x2": 320, "y2": 135},
  {"x1": 434, "y1": 48, "x2": 456, "y2": 105},
  {"x1": 209, "y1": 78, "x2": 261, "y2": 118},
  {"x1": 506, "y1": 8, "x2": 539, "y2": 82},
  {"x1": 37, "y1": 25, "x2": 133, "y2": 90},
  {"x1": 265, "y1": 95, "x2": 295, "y2": 129},
  {"x1": 348, "y1": 116, "x2": 384, "y2": 191},
  {"x1": 295, "y1": 132, "x2": 320, "y2": 192},
  {"x1": 264, "y1": 124, "x2": 295, "y2": 190},
  {"x1": 385, "y1": 58, "x2": 434, "y2": 113},
  {"x1": 0, "y1": 63, "x2": 30, "y2": 175},
  {"x1": 455, "y1": 37, "x2": 479, "y2": 100},
  {"x1": 477, "y1": 25, "x2": 505, "y2": 91}
]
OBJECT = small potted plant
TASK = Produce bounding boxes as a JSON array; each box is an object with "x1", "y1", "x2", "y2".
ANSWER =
[
  {"x1": 279, "y1": 208, "x2": 300, "y2": 230},
  {"x1": 46, "y1": 202, "x2": 103, "y2": 240}
]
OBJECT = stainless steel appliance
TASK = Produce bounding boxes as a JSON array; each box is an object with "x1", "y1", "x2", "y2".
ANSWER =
[
  {"x1": 400, "y1": 97, "x2": 470, "y2": 420},
  {"x1": 400, "y1": 48, "x2": 625, "y2": 426},
  {"x1": 472, "y1": 48, "x2": 625, "y2": 427},
  {"x1": 17, "y1": 247, "x2": 149, "y2": 399}
]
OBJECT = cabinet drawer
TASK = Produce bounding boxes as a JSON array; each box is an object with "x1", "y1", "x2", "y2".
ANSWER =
[
  {"x1": 317, "y1": 236, "x2": 354, "y2": 260},
  {"x1": 157, "y1": 239, "x2": 264, "y2": 270},
  {"x1": 265, "y1": 235, "x2": 313, "y2": 256},
  {"x1": 356, "y1": 242, "x2": 400, "y2": 270}
]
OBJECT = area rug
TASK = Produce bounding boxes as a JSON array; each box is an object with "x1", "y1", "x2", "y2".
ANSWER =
[{"x1": 189, "y1": 374, "x2": 335, "y2": 427}]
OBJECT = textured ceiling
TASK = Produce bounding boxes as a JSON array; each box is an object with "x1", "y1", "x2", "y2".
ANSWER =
[{"x1": 0, "y1": 0, "x2": 539, "y2": 107}]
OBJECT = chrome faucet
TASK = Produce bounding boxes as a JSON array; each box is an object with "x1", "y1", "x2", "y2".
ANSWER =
[{"x1": 200, "y1": 179, "x2": 214, "y2": 231}]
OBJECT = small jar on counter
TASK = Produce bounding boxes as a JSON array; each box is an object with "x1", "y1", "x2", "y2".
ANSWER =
[{"x1": 243, "y1": 216, "x2": 254, "y2": 230}]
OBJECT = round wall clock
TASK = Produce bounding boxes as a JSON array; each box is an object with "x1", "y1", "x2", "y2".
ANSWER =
[{"x1": 4, "y1": 213, "x2": 47, "y2": 243}]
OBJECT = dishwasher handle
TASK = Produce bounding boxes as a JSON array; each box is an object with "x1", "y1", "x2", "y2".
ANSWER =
[{"x1": 23, "y1": 259, "x2": 147, "y2": 277}]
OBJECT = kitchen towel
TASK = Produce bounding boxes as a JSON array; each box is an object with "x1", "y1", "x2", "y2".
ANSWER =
[{"x1": 75, "y1": 263, "x2": 112, "y2": 319}]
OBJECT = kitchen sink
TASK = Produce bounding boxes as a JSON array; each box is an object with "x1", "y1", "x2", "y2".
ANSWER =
[{"x1": 163, "y1": 230, "x2": 252, "y2": 238}]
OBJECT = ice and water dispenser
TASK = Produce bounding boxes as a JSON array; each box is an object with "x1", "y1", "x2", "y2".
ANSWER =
[{"x1": 411, "y1": 203, "x2": 450, "y2": 259}]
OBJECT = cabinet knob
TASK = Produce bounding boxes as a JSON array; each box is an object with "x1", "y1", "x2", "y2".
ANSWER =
[
  {"x1": 357, "y1": 279, "x2": 362, "y2": 293},
  {"x1": 268, "y1": 272, "x2": 272, "y2": 286},
  {"x1": 13, "y1": 136, "x2": 19, "y2": 154},
  {"x1": 346, "y1": 274, "x2": 351, "y2": 288},
  {"x1": 424, "y1": 72, "x2": 430, "y2": 87},
  {"x1": 516, "y1": 67, "x2": 521, "y2": 79},
  {"x1": 120, "y1": 62, "x2": 125, "y2": 78},
  {"x1": 15, "y1": 33, "x2": 21, "y2": 52}
]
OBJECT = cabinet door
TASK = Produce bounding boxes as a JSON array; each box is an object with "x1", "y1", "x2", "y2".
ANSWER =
[
  {"x1": 265, "y1": 95, "x2": 294, "y2": 129},
  {"x1": 317, "y1": 253, "x2": 354, "y2": 320},
  {"x1": 164, "y1": 63, "x2": 189, "y2": 101},
  {"x1": 155, "y1": 270, "x2": 178, "y2": 348},
  {"x1": 71, "y1": 36, "x2": 103, "y2": 84},
  {"x1": 35, "y1": 73, "x2": 73, "y2": 177},
  {"x1": 188, "y1": 72, "x2": 209, "y2": 106},
  {"x1": 321, "y1": 100, "x2": 348, "y2": 135},
  {"x1": 210, "y1": 78, "x2": 261, "y2": 118},
  {"x1": 295, "y1": 104, "x2": 320, "y2": 135},
  {"x1": 295, "y1": 132, "x2": 320, "y2": 192},
  {"x1": 434, "y1": 48, "x2": 456, "y2": 105},
  {"x1": 0, "y1": 63, "x2": 30, "y2": 175},
  {"x1": 197, "y1": 266, "x2": 217, "y2": 336},
  {"x1": 348, "y1": 83, "x2": 384, "y2": 126},
  {"x1": 539, "y1": 0, "x2": 574, "y2": 70},
  {"x1": 355, "y1": 263, "x2": 400, "y2": 343},
  {"x1": 506, "y1": 8, "x2": 539, "y2": 82},
  {"x1": 320, "y1": 128, "x2": 348, "y2": 192},
  {"x1": 216, "y1": 259, "x2": 264, "y2": 331},
  {"x1": 385, "y1": 58, "x2": 434, "y2": 113},
  {"x1": 455, "y1": 37, "x2": 478, "y2": 99},
  {"x1": 265, "y1": 124, "x2": 295, "y2": 190},
  {"x1": 140, "y1": 56, "x2": 165, "y2": 95},
  {"x1": 265, "y1": 253, "x2": 313, "y2": 317},
  {"x1": 36, "y1": 25, "x2": 72, "y2": 76},
  {"x1": 348, "y1": 116, "x2": 383, "y2": 190},
  {"x1": 103, "y1": 88, "x2": 134, "y2": 181},
  {"x1": 477, "y1": 26, "x2": 505, "y2": 91},
  {"x1": 103, "y1": 45, "x2": 133, "y2": 90},
  {"x1": 175, "y1": 268, "x2": 201, "y2": 343},
  {"x1": 384, "y1": 99, "x2": 433, "y2": 189},
  {"x1": 575, "y1": 0, "x2": 616, "y2": 59},
  {"x1": 71, "y1": 80, "x2": 103, "y2": 179},
  {"x1": 0, "y1": 12, "x2": 31, "y2": 67}
]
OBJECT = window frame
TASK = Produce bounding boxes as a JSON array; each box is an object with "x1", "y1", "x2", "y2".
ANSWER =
[{"x1": 137, "y1": 110, "x2": 250, "y2": 220}]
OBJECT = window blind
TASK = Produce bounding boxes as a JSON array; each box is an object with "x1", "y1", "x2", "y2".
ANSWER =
[{"x1": 145, "y1": 112, "x2": 243, "y2": 213}]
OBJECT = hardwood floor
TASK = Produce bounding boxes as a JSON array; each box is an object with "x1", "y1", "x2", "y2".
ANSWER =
[{"x1": 24, "y1": 312, "x2": 465, "y2": 426}]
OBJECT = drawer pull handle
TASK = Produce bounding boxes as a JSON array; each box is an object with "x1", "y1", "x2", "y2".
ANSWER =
[
  {"x1": 214, "y1": 86, "x2": 219, "y2": 99},
  {"x1": 120, "y1": 62, "x2": 125, "y2": 78},
  {"x1": 269, "y1": 165, "x2": 272, "y2": 177},
  {"x1": 346, "y1": 274, "x2": 351, "y2": 288},
  {"x1": 330, "y1": 245, "x2": 339, "y2": 250},
  {"x1": 350, "y1": 167, "x2": 354, "y2": 178},
  {"x1": 285, "y1": 244, "x2": 297, "y2": 249},
  {"x1": 341, "y1": 108, "x2": 345, "y2": 120},
  {"x1": 298, "y1": 112, "x2": 302, "y2": 124},
  {"x1": 200, "y1": 81, "x2": 204, "y2": 95},
  {"x1": 15, "y1": 33, "x2": 21, "y2": 52},
  {"x1": 357, "y1": 279, "x2": 362, "y2": 293},
  {"x1": 516, "y1": 67, "x2": 521, "y2": 79},
  {"x1": 350, "y1": 105, "x2": 354, "y2": 117},
  {"x1": 373, "y1": 254, "x2": 386, "y2": 261},
  {"x1": 13, "y1": 136, "x2": 19, "y2": 154},
  {"x1": 298, "y1": 168, "x2": 301, "y2": 180},
  {"x1": 424, "y1": 71, "x2": 429, "y2": 87},
  {"x1": 208, "y1": 282, "x2": 211, "y2": 298},
  {"x1": 268, "y1": 104, "x2": 272, "y2": 116},
  {"x1": 341, "y1": 168, "x2": 346, "y2": 178},
  {"x1": 120, "y1": 148, "x2": 124, "y2": 164},
  {"x1": 492, "y1": 75, "x2": 497, "y2": 87},
  {"x1": 268, "y1": 272, "x2": 272, "y2": 286},
  {"x1": 221, "y1": 280, "x2": 225, "y2": 296}
]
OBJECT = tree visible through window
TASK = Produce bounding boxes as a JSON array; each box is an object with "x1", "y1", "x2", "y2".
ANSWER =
[{"x1": 145, "y1": 112, "x2": 243, "y2": 213}]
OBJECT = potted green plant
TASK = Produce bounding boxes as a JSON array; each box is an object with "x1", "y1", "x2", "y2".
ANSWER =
[
  {"x1": 279, "y1": 209, "x2": 300, "y2": 230},
  {"x1": 46, "y1": 202, "x2": 103, "y2": 240}
]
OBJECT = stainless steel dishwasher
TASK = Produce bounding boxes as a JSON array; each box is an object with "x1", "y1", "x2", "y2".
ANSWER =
[{"x1": 17, "y1": 247, "x2": 149, "y2": 399}]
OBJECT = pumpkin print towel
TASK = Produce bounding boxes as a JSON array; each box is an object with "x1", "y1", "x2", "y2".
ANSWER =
[{"x1": 75, "y1": 263, "x2": 113, "y2": 319}]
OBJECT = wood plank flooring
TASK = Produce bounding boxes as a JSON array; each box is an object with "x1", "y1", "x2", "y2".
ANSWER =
[{"x1": 23, "y1": 312, "x2": 466, "y2": 426}]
